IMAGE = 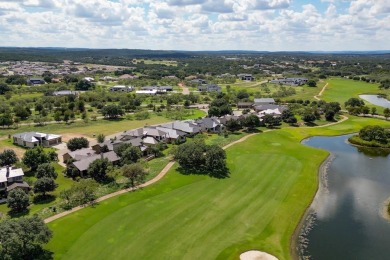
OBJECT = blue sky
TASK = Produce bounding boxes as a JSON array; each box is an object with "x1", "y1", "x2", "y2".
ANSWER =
[{"x1": 0, "y1": 0, "x2": 389, "y2": 51}]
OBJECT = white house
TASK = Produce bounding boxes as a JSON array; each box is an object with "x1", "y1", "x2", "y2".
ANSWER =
[
  {"x1": 0, "y1": 167, "x2": 29, "y2": 193},
  {"x1": 13, "y1": 132, "x2": 62, "y2": 148}
]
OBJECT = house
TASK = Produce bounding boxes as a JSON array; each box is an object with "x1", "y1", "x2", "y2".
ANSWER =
[
  {"x1": 13, "y1": 132, "x2": 62, "y2": 148},
  {"x1": 218, "y1": 115, "x2": 240, "y2": 125},
  {"x1": 53, "y1": 90, "x2": 78, "y2": 96},
  {"x1": 83, "y1": 77, "x2": 95, "y2": 82},
  {"x1": 198, "y1": 84, "x2": 221, "y2": 92},
  {"x1": 160, "y1": 121, "x2": 201, "y2": 136},
  {"x1": 109, "y1": 85, "x2": 133, "y2": 92},
  {"x1": 101, "y1": 76, "x2": 117, "y2": 81},
  {"x1": 136, "y1": 89, "x2": 158, "y2": 95},
  {"x1": 238, "y1": 74, "x2": 255, "y2": 81},
  {"x1": 155, "y1": 127, "x2": 186, "y2": 143},
  {"x1": 159, "y1": 86, "x2": 173, "y2": 91},
  {"x1": 189, "y1": 79, "x2": 208, "y2": 85},
  {"x1": 195, "y1": 117, "x2": 224, "y2": 132},
  {"x1": 63, "y1": 148, "x2": 96, "y2": 163},
  {"x1": 0, "y1": 167, "x2": 30, "y2": 193},
  {"x1": 269, "y1": 78, "x2": 308, "y2": 86},
  {"x1": 253, "y1": 98, "x2": 275, "y2": 106},
  {"x1": 72, "y1": 151, "x2": 120, "y2": 175},
  {"x1": 237, "y1": 102, "x2": 254, "y2": 109},
  {"x1": 91, "y1": 138, "x2": 144, "y2": 154},
  {"x1": 254, "y1": 104, "x2": 287, "y2": 113},
  {"x1": 27, "y1": 78, "x2": 45, "y2": 85}
]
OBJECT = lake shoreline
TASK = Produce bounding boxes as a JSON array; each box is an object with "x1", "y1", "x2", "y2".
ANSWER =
[{"x1": 290, "y1": 141, "x2": 335, "y2": 260}]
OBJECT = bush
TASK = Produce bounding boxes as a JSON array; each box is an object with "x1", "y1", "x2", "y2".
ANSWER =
[{"x1": 67, "y1": 137, "x2": 89, "y2": 151}]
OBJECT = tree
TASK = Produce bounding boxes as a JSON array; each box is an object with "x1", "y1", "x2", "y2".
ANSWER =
[
  {"x1": 13, "y1": 106, "x2": 31, "y2": 119},
  {"x1": 0, "y1": 113, "x2": 13, "y2": 128},
  {"x1": 0, "y1": 215, "x2": 52, "y2": 260},
  {"x1": 345, "y1": 98, "x2": 364, "y2": 107},
  {"x1": 0, "y1": 149, "x2": 18, "y2": 167},
  {"x1": 208, "y1": 98, "x2": 232, "y2": 117},
  {"x1": 281, "y1": 109, "x2": 294, "y2": 122},
  {"x1": 34, "y1": 177, "x2": 56, "y2": 196},
  {"x1": 302, "y1": 112, "x2": 316, "y2": 123},
  {"x1": 225, "y1": 119, "x2": 242, "y2": 131},
  {"x1": 36, "y1": 163, "x2": 57, "y2": 179},
  {"x1": 67, "y1": 137, "x2": 89, "y2": 151},
  {"x1": 307, "y1": 80, "x2": 317, "y2": 87},
  {"x1": 359, "y1": 125, "x2": 389, "y2": 144},
  {"x1": 384, "y1": 108, "x2": 390, "y2": 119},
  {"x1": 120, "y1": 146, "x2": 142, "y2": 165},
  {"x1": 241, "y1": 114, "x2": 260, "y2": 130},
  {"x1": 87, "y1": 158, "x2": 111, "y2": 182},
  {"x1": 262, "y1": 114, "x2": 282, "y2": 128},
  {"x1": 361, "y1": 106, "x2": 370, "y2": 115},
  {"x1": 174, "y1": 142, "x2": 207, "y2": 172},
  {"x1": 0, "y1": 83, "x2": 11, "y2": 95},
  {"x1": 284, "y1": 116, "x2": 298, "y2": 125},
  {"x1": 60, "y1": 179, "x2": 98, "y2": 208},
  {"x1": 75, "y1": 79, "x2": 94, "y2": 90},
  {"x1": 101, "y1": 104, "x2": 124, "y2": 119},
  {"x1": 22, "y1": 146, "x2": 51, "y2": 171},
  {"x1": 236, "y1": 90, "x2": 249, "y2": 99},
  {"x1": 96, "y1": 133, "x2": 105, "y2": 144},
  {"x1": 7, "y1": 189, "x2": 30, "y2": 212},
  {"x1": 204, "y1": 145, "x2": 228, "y2": 177},
  {"x1": 371, "y1": 107, "x2": 377, "y2": 115},
  {"x1": 324, "y1": 110, "x2": 335, "y2": 121},
  {"x1": 122, "y1": 163, "x2": 147, "y2": 187}
]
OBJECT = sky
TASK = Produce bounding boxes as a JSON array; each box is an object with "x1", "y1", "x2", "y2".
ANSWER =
[{"x1": 0, "y1": 0, "x2": 389, "y2": 51}]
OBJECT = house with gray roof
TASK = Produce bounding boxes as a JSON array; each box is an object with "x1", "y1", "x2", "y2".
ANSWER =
[
  {"x1": 53, "y1": 90, "x2": 78, "y2": 96},
  {"x1": 237, "y1": 74, "x2": 255, "y2": 81},
  {"x1": 72, "y1": 151, "x2": 120, "y2": 175},
  {"x1": 195, "y1": 117, "x2": 224, "y2": 132},
  {"x1": 13, "y1": 132, "x2": 62, "y2": 148},
  {"x1": 155, "y1": 127, "x2": 186, "y2": 143},
  {"x1": 254, "y1": 104, "x2": 287, "y2": 113},
  {"x1": 160, "y1": 121, "x2": 201, "y2": 136},
  {"x1": 198, "y1": 84, "x2": 221, "y2": 92},
  {"x1": 63, "y1": 148, "x2": 96, "y2": 163},
  {"x1": 189, "y1": 78, "x2": 208, "y2": 85},
  {"x1": 253, "y1": 98, "x2": 275, "y2": 106}
]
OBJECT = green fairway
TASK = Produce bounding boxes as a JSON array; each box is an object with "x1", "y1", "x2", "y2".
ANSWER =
[
  {"x1": 322, "y1": 78, "x2": 389, "y2": 112},
  {"x1": 45, "y1": 116, "x2": 389, "y2": 260}
]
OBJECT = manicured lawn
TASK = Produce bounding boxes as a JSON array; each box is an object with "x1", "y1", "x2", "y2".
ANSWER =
[{"x1": 45, "y1": 116, "x2": 389, "y2": 260}]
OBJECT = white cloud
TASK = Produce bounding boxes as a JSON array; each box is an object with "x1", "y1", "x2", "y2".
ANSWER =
[{"x1": 0, "y1": 0, "x2": 389, "y2": 50}]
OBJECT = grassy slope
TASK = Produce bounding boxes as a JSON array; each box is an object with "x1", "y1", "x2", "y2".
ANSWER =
[{"x1": 46, "y1": 116, "x2": 389, "y2": 260}]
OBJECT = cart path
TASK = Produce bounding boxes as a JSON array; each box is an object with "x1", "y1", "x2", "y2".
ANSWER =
[
  {"x1": 314, "y1": 83, "x2": 328, "y2": 101},
  {"x1": 44, "y1": 133, "x2": 259, "y2": 223}
]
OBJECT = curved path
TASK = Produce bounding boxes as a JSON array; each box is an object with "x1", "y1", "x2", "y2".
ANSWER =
[
  {"x1": 44, "y1": 133, "x2": 258, "y2": 223},
  {"x1": 314, "y1": 83, "x2": 328, "y2": 101}
]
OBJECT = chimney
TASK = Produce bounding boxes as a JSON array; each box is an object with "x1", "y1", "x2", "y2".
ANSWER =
[{"x1": 6, "y1": 166, "x2": 10, "y2": 178}]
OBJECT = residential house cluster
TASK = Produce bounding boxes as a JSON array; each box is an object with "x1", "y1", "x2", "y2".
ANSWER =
[
  {"x1": 269, "y1": 78, "x2": 308, "y2": 86},
  {"x1": 237, "y1": 98, "x2": 287, "y2": 117}
]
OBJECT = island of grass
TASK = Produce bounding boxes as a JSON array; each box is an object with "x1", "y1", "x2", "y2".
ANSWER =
[
  {"x1": 44, "y1": 116, "x2": 390, "y2": 260},
  {"x1": 348, "y1": 125, "x2": 390, "y2": 149}
]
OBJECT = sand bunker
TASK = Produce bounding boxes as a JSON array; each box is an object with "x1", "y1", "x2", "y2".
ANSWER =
[{"x1": 240, "y1": 250, "x2": 278, "y2": 260}]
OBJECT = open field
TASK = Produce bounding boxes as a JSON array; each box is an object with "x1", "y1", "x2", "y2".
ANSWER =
[
  {"x1": 0, "y1": 115, "x2": 171, "y2": 137},
  {"x1": 45, "y1": 116, "x2": 389, "y2": 260}
]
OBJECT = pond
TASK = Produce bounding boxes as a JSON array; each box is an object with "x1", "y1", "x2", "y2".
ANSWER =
[
  {"x1": 298, "y1": 135, "x2": 390, "y2": 260},
  {"x1": 359, "y1": 94, "x2": 390, "y2": 108}
]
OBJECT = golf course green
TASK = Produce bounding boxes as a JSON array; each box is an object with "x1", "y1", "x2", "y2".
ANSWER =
[{"x1": 45, "y1": 116, "x2": 389, "y2": 260}]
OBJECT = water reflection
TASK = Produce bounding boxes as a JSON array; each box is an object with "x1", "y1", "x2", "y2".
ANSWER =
[
  {"x1": 299, "y1": 135, "x2": 390, "y2": 260},
  {"x1": 359, "y1": 94, "x2": 390, "y2": 108}
]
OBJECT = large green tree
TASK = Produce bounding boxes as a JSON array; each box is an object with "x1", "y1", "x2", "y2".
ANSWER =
[
  {"x1": 101, "y1": 104, "x2": 124, "y2": 119},
  {"x1": 22, "y1": 146, "x2": 51, "y2": 171},
  {"x1": 122, "y1": 163, "x2": 147, "y2": 188},
  {"x1": 120, "y1": 146, "x2": 142, "y2": 165},
  {"x1": 7, "y1": 189, "x2": 30, "y2": 213},
  {"x1": 0, "y1": 215, "x2": 52, "y2": 260},
  {"x1": 36, "y1": 163, "x2": 57, "y2": 179},
  {"x1": 34, "y1": 177, "x2": 56, "y2": 197},
  {"x1": 87, "y1": 158, "x2": 111, "y2": 182},
  {"x1": 0, "y1": 149, "x2": 18, "y2": 167},
  {"x1": 67, "y1": 137, "x2": 89, "y2": 151}
]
